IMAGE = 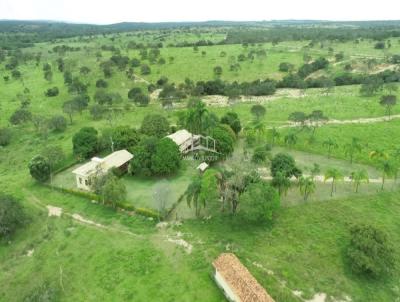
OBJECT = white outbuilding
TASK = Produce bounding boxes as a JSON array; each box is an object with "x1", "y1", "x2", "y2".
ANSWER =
[{"x1": 72, "y1": 150, "x2": 133, "y2": 191}]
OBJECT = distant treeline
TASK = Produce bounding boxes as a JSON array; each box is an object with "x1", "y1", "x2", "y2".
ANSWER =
[
  {"x1": 2, "y1": 20, "x2": 400, "y2": 49},
  {"x1": 225, "y1": 26, "x2": 400, "y2": 44}
]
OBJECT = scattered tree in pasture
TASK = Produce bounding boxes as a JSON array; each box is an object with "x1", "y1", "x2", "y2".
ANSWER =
[
  {"x1": 347, "y1": 224, "x2": 394, "y2": 278},
  {"x1": 344, "y1": 137, "x2": 362, "y2": 164},
  {"x1": 62, "y1": 100, "x2": 77, "y2": 124},
  {"x1": 350, "y1": 169, "x2": 369, "y2": 193},
  {"x1": 323, "y1": 138, "x2": 338, "y2": 158},
  {"x1": 80, "y1": 66, "x2": 91, "y2": 75},
  {"x1": 45, "y1": 87, "x2": 59, "y2": 97},
  {"x1": 359, "y1": 77, "x2": 384, "y2": 96},
  {"x1": 374, "y1": 41, "x2": 385, "y2": 49},
  {"x1": 250, "y1": 104, "x2": 266, "y2": 121},
  {"x1": 9, "y1": 108, "x2": 32, "y2": 125},
  {"x1": 140, "y1": 64, "x2": 151, "y2": 75},
  {"x1": 185, "y1": 176, "x2": 202, "y2": 217},
  {"x1": 379, "y1": 95, "x2": 397, "y2": 119},
  {"x1": 379, "y1": 159, "x2": 397, "y2": 190},
  {"x1": 251, "y1": 145, "x2": 269, "y2": 164},
  {"x1": 72, "y1": 127, "x2": 98, "y2": 160},
  {"x1": 140, "y1": 114, "x2": 170, "y2": 138},
  {"x1": 298, "y1": 176, "x2": 316, "y2": 201},
  {"x1": 41, "y1": 145, "x2": 65, "y2": 171},
  {"x1": 32, "y1": 114, "x2": 49, "y2": 138},
  {"x1": 213, "y1": 66, "x2": 223, "y2": 77},
  {"x1": 239, "y1": 182, "x2": 280, "y2": 224},
  {"x1": 0, "y1": 193, "x2": 26, "y2": 239},
  {"x1": 384, "y1": 82, "x2": 398, "y2": 94},
  {"x1": 28, "y1": 155, "x2": 51, "y2": 182},
  {"x1": 288, "y1": 111, "x2": 307, "y2": 125},
  {"x1": 324, "y1": 168, "x2": 343, "y2": 196},
  {"x1": 96, "y1": 79, "x2": 108, "y2": 88},
  {"x1": 278, "y1": 62, "x2": 294, "y2": 72}
]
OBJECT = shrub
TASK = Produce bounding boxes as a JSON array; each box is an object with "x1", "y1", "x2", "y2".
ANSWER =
[
  {"x1": 49, "y1": 115, "x2": 67, "y2": 132},
  {"x1": 28, "y1": 155, "x2": 51, "y2": 182},
  {"x1": 0, "y1": 128, "x2": 12, "y2": 146},
  {"x1": 0, "y1": 193, "x2": 26, "y2": 239},
  {"x1": 347, "y1": 224, "x2": 395, "y2": 278},
  {"x1": 45, "y1": 86, "x2": 59, "y2": 97},
  {"x1": 10, "y1": 109, "x2": 32, "y2": 125},
  {"x1": 96, "y1": 79, "x2": 108, "y2": 88}
]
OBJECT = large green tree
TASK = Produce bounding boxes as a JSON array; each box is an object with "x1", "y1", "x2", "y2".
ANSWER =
[
  {"x1": 0, "y1": 193, "x2": 26, "y2": 239},
  {"x1": 28, "y1": 155, "x2": 51, "y2": 182},
  {"x1": 239, "y1": 181, "x2": 280, "y2": 224},
  {"x1": 151, "y1": 138, "x2": 181, "y2": 175},
  {"x1": 72, "y1": 127, "x2": 98, "y2": 159},
  {"x1": 140, "y1": 114, "x2": 170, "y2": 138}
]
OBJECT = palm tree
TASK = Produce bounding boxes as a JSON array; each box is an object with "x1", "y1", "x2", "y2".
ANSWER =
[
  {"x1": 344, "y1": 137, "x2": 362, "y2": 164},
  {"x1": 323, "y1": 138, "x2": 338, "y2": 158},
  {"x1": 271, "y1": 171, "x2": 291, "y2": 196},
  {"x1": 379, "y1": 160, "x2": 397, "y2": 190},
  {"x1": 324, "y1": 168, "x2": 343, "y2": 197},
  {"x1": 298, "y1": 176, "x2": 316, "y2": 201},
  {"x1": 350, "y1": 169, "x2": 369, "y2": 193},
  {"x1": 184, "y1": 177, "x2": 202, "y2": 217},
  {"x1": 269, "y1": 127, "x2": 280, "y2": 146},
  {"x1": 284, "y1": 132, "x2": 298, "y2": 147},
  {"x1": 186, "y1": 99, "x2": 208, "y2": 135}
]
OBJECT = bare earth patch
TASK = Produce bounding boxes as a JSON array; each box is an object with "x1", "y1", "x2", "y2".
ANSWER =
[{"x1": 47, "y1": 205, "x2": 62, "y2": 217}]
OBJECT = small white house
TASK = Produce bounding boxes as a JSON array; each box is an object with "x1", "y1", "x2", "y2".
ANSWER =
[
  {"x1": 72, "y1": 150, "x2": 133, "y2": 191},
  {"x1": 197, "y1": 162, "x2": 209, "y2": 173},
  {"x1": 213, "y1": 253, "x2": 275, "y2": 302}
]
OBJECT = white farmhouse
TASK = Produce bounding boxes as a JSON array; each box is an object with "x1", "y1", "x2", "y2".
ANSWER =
[
  {"x1": 72, "y1": 150, "x2": 133, "y2": 191},
  {"x1": 213, "y1": 253, "x2": 275, "y2": 302},
  {"x1": 166, "y1": 129, "x2": 217, "y2": 154}
]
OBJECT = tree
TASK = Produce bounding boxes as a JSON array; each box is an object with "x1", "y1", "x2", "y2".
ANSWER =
[
  {"x1": 350, "y1": 169, "x2": 369, "y2": 193},
  {"x1": 379, "y1": 159, "x2": 397, "y2": 190},
  {"x1": 344, "y1": 137, "x2": 362, "y2": 164},
  {"x1": 130, "y1": 136, "x2": 158, "y2": 176},
  {"x1": 45, "y1": 86, "x2": 59, "y2": 97},
  {"x1": 41, "y1": 145, "x2": 65, "y2": 170},
  {"x1": 198, "y1": 169, "x2": 219, "y2": 214},
  {"x1": 270, "y1": 153, "x2": 301, "y2": 178},
  {"x1": 268, "y1": 127, "x2": 280, "y2": 146},
  {"x1": 250, "y1": 104, "x2": 266, "y2": 121},
  {"x1": 140, "y1": 64, "x2": 151, "y2": 75},
  {"x1": 96, "y1": 79, "x2": 108, "y2": 88},
  {"x1": 9, "y1": 109, "x2": 32, "y2": 125},
  {"x1": 151, "y1": 138, "x2": 181, "y2": 175},
  {"x1": 379, "y1": 95, "x2": 397, "y2": 119},
  {"x1": 140, "y1": 114, "x2": 170, "y2": 138},
  {"x1": 213, "y1": 66, "x2": 223, "y2": 76},
  {"x1": 210, "y1": 125, "x2": 235, "y2": 158},
  {"x1": 298, "y1": 176, "x2": 316, "y2": 201},
  {"x1": 49, "y1": 115, "x2": 67, "y2": 132},
  {"x1": 220, "y1": 112, "x2": 242, "y2": 135},
  {"x1": 102, "y1": 126, "x2": 140, "y2": 151},
  {"x1": 347, "y1": 224, "x2": 394, "y2": 278},
  {"x1": 28, "y1": 155, "x2": 51, "y2": 182},
  {"x1": 62, "y1": 100, "x2": 77, "y2": 124},
  {"x1": 251, "y1": 146, "x2": 269, "y2": 164},
  {"x1": 359, "y1": 77, "x2": 384, "y2": 96},
  {"x1": 239, "y1": 182, "x2": 280, "y2": 224},
  {"x1": 284, "y1": 132, "x2": 298, "y2": 147},
  {"x1": 324, "y1": 168, "x2": 343, "y2": 196},
  {"x1": 288, "y1": 111, "x2": 308, "y2": 125},
  {"x1": 185, "y1": 176, "x2": 202, "y2": 217},
  {"x1": 271, "y1": 171, "x2": 291, "y2": 196},
  {"x1": 0, "y1": 193, "x2": 26, "y2": 239},
  {"x1": 72, "y1": 127, "x2": 98, "y2": 159},
  {"x1": 323, "y1": 138, "x2": 338, "y2": 158},
  {"x1": 101, "y1": 175, "x2": 126, "y2": 208}
]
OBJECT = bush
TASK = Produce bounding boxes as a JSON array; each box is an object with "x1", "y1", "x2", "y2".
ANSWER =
[
  {"x1": 0, "y1": 193, "x2": 26, "y2": 239},
  {"x1": 49, "y1": 115, "x2": 67, "y2": 132},
  {"x1": 0, "y1": 128, "x2": 12, "y2": 146},
  {"x1": 347, "y1": 224, "x2": 395, "y2": 278},
  {"x1": 10, "y1": 109, "x2": 32, "y2": 125},
  {"x1": 28, "y1": 155, "x2": 51, "y2": 182},
  {"x1": 96, "y1": 79, "x2": 108, "y2": 88},
  {"x1": 72, "y1": 127, "x2": 98, "y2": 159},
  {"x1": 251, "y1": 146, "x2": 269, "y2": 163},
  {"x1": 45, "y1": 86, "x2": 59, "y2": 97},
  {"x1": 151, "y1": 138, "x2": 181, "y2": 175}
]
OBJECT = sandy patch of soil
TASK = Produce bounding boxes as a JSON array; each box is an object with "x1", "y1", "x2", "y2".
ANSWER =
[
  {"x1": 166, "y1": 237, "x2": 193, "y2": 254},
  {"x1": 47, "y1": 206, "x2": 62, "y2": 217},
  {"x1": 72, "y1": 213, "x2": 104, "y2": 228}
]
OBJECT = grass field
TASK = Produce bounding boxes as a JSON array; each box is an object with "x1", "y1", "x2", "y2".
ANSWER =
[{"x1": 1, "y1": 28, "x2": 400, "y2": 302}]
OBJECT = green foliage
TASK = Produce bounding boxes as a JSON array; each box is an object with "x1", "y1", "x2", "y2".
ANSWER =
[
  {"x1": 270, "y1": 153, "x2": 301, "y2": 178},
  {"x1": 48, "y1": 115, "x2": 67, "y2": 132},
  {"x1": 28, "y1": 155, "x2": 51, "y2": 182},
  {"x1": 41, "y1": 145, "x2": 65, "y2": 170},
  {"x1": 250, "y1": 104, "x2": 266, "y2": 121},
  {"x1": 239, "y1": 181, "x2": 280, "y2": 224},
  {"x1": 0, "y1": 193, "x2": 26, "y2": 239},
  {"x1": 140, "y1": 114, "x2": 170, "y2": 138},
  {"x1": 251, "y1": 145, "x2": 269, "y2": 164},
  {"x1": 130, "y1": 136, "x2": 158, "y2": 176},
  {"x1": 9, "y1": 108, "x2": 32, "y2": 125},
  {"x1": 102, "y1": 126, "x2": 140, "y2": 151},
  {"x1": 151, "y1": 138, "x2": 181, "y2": 175},
  {"x1": 210, "y1": 125, "x2": 235, "y2": 158},
  {"x1": 0, "y1": 128, "x2": 12, "y2": 146},
  {"x1": 23, "y1": 282, "x2": 59, "y2": 302},
  {"x1": 72, "y1": 127, "x2": 98, "y2": 159},
  {"x1": 220, "y1": 111, "x2": 242, "y2": 135},
  {"x1": 347, "y1": 224, "x2": 395, "y2": 278},
  {"x1": 101, "y1": 174, "x2": 127, "y2": 208}
]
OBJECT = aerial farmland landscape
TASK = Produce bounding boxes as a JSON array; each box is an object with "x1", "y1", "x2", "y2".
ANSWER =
[{"x1": 0, "y1": 1, "x2": 400, "y2": 301}]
